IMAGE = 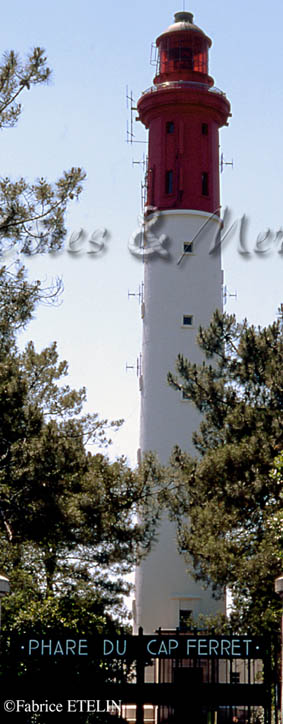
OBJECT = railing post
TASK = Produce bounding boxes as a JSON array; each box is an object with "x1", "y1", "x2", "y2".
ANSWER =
[{"x1": 136, "y1": 627, "x2": 144, "y2": 724}]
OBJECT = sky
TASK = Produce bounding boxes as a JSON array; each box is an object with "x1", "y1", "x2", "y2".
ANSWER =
[{"x1": 1, "y1": 0, "x2": 282, "y2": 466}]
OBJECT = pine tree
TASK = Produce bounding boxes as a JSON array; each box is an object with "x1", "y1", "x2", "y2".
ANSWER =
[
  {"x1": 0, "y1": 51, "x2": 159, "y2": 636},
  {"x1": 166, "y1": 310, "x2": 283, "y2": 635},
  {"x1": 0, "y1": 267, "x2": 159, "y2": 637},
  {"x1": 0, "y1": 47, "x2": 85, "y2": 254}
]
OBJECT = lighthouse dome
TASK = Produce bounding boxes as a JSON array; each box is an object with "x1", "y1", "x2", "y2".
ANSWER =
[
  {"x1": 156, "y1": 11, "x2": 212, "y2": 47},
  {"x1": 154, "y1": 11, "x2": 213, "y2": 86}
]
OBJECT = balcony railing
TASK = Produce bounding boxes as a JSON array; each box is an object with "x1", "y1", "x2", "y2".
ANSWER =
[{"x1": 141, "y1": 80, "x2": 226, "y2": 97}]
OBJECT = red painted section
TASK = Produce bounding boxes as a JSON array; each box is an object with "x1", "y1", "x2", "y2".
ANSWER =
[{"x1": 137, "y1": 15, "x2": 231, "y2": 214}]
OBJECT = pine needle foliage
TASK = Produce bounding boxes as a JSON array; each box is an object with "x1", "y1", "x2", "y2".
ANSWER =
[{"x1": 166, "y1": 310, "x2": 283, "y2": 635}]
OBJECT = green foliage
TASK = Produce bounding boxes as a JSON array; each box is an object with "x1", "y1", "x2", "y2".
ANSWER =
[
  {"x1": 0, "y1": 168, "x2": 86, "y2": 255},
  {"x1": 0, "y1": 272, "x2": 159, "y2": 632},
  {"x1": 0, "y1": 42, "x2": 154, "y2": 713},
  {"x1": 166, "y1": 310, "x2": 283, "y2": 635},
  {"x1": 0, "y1": 48, "x2": 50, "y2": 128},
  {"x1": 0, "y1": 44, "x2": 160, "y2": 640},
  {"x1": 0, "y1": 48, "x2": 85, "y2": 254}
]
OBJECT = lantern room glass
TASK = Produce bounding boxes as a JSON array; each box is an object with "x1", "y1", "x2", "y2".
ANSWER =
[{"x1": 158, "y1": 34, "x2": 209, "y2": 77}]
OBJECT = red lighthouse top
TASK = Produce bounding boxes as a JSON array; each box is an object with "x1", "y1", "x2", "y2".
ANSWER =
[
  {"x1": 137, "y1": 11, "x2": 231, "y2": 214},
  {"x1": 154, "y1": 11, "x2": 213, "y2": 87}
]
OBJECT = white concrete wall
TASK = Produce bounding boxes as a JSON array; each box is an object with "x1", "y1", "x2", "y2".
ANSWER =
[{"x1": 135, "y1": 210, "x2": 225, "y2": 633}]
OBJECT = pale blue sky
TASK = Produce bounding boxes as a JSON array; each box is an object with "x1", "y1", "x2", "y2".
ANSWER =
[{"x1": 1, "y1": 0, "x2": 282, "y2": 464}]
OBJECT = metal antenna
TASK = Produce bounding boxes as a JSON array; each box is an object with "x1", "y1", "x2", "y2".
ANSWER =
[
  {"x1": 125, "y1": 86, "x2": 147, "y2": 145},
  {"x1": 223, "y1": 285, "x2": 237, "y2": 306},
  {"x1": 220, "y1": 152, "x2": 234, "y2": 173}
]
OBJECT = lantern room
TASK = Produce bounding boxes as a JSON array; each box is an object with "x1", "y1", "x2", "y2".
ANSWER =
[{"x1": 154, "y1": 11, "x2": 213, "y2": 86}]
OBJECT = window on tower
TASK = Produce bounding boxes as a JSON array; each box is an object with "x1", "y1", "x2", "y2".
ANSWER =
[
  {"x1": 182, "y1": 315, "x2": 193, "y2": 326},
  {"x1": 166, "y1": 121, "x2": 174, "y2": 134},
  {"x1": 202, "y1": 172, "x2": 209, "y2": 196},
  {"x1": 183, "y1": 241, "x2": 193, "y2": 254},
  {"x1": 202, "y1": 123, "x2": 208, "y2": 135},
  {"x1": 165, "y1": 170, "x2": 173, "y2": 194}
]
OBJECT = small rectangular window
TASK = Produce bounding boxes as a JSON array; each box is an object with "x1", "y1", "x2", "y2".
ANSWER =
[
  {"x1": 166, "y1": 121, "x2": 174, "y2": 134},
  {"x1": 183, "y1": 315, "x2": 193, "y2": 326},
  {"x1": 202, "y1": 172, "x2": 209, "y2": 196},
  {"x1": 183, "y1": 242, "x2": 193, "y2": 253},
  {"x1": 202, "y1": 123, "x2": 208, "y2": 135},
  {"x1": 165, "y1": 170, "x2": 173, "y2": 194}
]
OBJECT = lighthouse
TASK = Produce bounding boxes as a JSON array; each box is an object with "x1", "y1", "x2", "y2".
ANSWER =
[{"x1": 134, "y1": 11, "x2": 231, "y2": 634}]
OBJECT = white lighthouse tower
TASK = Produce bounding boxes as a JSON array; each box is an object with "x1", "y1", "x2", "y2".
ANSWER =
[{"x1": 134, "y1": 11, "x2": 231, "y2": 634}]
